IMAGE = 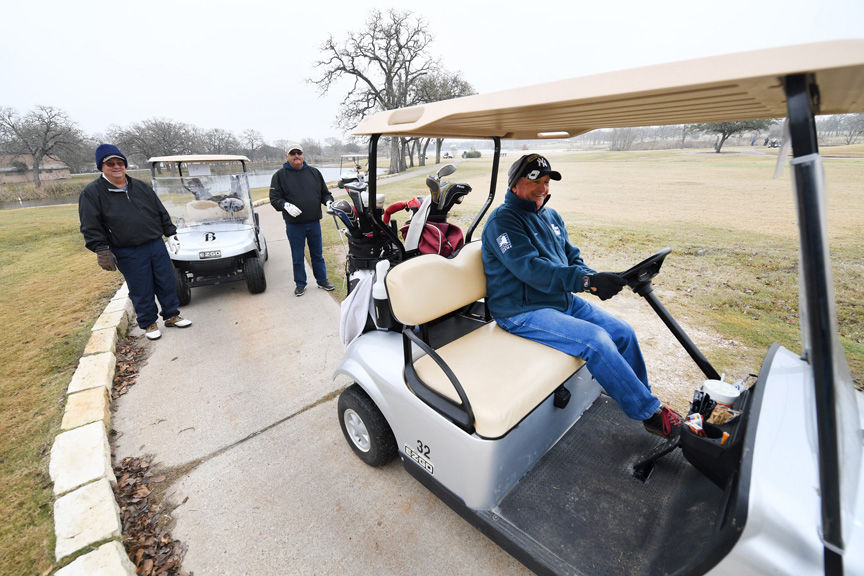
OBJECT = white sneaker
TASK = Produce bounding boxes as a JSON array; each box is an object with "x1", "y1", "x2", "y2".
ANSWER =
[
  {"x1": 164, "y1": 315, "x2": 192, "y2": 328},
  {"x1": 145, "y1": 323, "x2": 162, "y2": 340}
]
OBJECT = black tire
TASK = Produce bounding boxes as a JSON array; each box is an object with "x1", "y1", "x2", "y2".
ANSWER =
[
  {"x1": 338, "y1": 384, "x2": 397, "y2": 467},
  {"x1": 244, "y1": 256, "x2": 266, "y2": 294},
  {"x1": 175, "y1": 267, "x2": 191, "y2": 306}
]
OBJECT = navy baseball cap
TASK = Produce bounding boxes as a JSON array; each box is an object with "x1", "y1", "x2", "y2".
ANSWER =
[{"x1": 507, "y1": 154, "x2": 561, "y2": 189}]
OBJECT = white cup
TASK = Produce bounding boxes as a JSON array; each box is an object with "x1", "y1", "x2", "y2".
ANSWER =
[{"x1": 702, "y1": 379, "x2": 740, "y2": 407}]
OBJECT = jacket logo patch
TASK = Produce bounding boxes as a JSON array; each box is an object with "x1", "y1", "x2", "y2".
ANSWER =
[
  {"x1": 497, "y1": 233, "x2": 512, "y2": 253},
  {"x1": 551, "y1": 224, "x2": 561, "y2": 236}
]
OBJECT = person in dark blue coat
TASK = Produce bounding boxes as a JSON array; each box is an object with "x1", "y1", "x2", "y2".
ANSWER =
[
  {"x1": 269, "y1": 143, "x2": 335, "y2": 296},
  {"x1": 481, "y1": 154, "x2": 681, "y2": 437},
  {"x1": 78, "y1": 144, "x2": 191, "y2": 341}
]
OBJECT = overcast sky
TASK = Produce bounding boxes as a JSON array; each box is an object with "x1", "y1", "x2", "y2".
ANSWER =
[{"x1": 2, "y1": 0, "x2": 861, "y2": 145}]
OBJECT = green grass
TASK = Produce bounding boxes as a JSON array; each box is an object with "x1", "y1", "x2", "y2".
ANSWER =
[{"x1": 2, "y1": 148, "x2": 861, "y2": 574}]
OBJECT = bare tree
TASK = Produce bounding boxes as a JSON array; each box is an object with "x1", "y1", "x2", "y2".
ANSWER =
[
  {"x1": 692, "y1": 120, "x2": 774, "y2": 153},
  {"x1": 311, "y1": 9, "x2": 439, "y2": 173},
  {"x1": 838, "y1": 113, "x2": 864, "y2": 145},
  {"x1": 109, "y1": 118, "x2": 198, "y2": 165},
  {"x1": 202, "y1": 128, "x2": 241, "y2": 154},
  {"x1": 56, "y1": 135, "x2": 100, "y2": 174},
  {"x1": 412, "y1": 71, "x2": 476, "y2": 165},
  {"x1": 0, "y1": 105, "x2": 82, "y2": 187},
  {"x1": 609, "y1": 128, "x2": 636, "y2": 151},
  {"x1": 300, "y1": 138, "x2": 322, "y2": 160},
  {"x1": 273, "y1": 140, "x2": 293, "y2": 154},
  {"x1": 240, "y1": 129, "x2": 264, "y2": 160}
]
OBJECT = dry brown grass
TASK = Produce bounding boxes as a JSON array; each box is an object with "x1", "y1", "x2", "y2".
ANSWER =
[{"x1": 0, "y1": 204, "x2": 121, "y2": 576}]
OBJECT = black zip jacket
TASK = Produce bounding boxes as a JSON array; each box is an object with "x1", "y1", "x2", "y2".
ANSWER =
[
  {"x1": 78, "y1": 175, "x2": 177, "y2": 252},
  {"x1": 269, "y1": 163, "x2": 334, "y2": 223}
]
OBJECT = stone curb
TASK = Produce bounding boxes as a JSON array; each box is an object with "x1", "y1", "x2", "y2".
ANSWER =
[{"x1": 48, "y1": 282, "x2": 136, "y2": 575}]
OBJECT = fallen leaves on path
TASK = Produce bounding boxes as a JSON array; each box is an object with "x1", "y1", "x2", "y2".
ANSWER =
[
  {"x1": 114, "y1": 455, "x2": 192, "y2": 576},
  {"x1": 112, "y1": 337, "x2": 149, "y2": 401}
]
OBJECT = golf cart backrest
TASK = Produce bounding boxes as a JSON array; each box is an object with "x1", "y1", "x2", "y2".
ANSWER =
[{"x1": 386, "y1": 242, "x2": 584, "y2": 438}]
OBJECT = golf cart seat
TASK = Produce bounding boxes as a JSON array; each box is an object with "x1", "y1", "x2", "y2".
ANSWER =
[
  {"x1": 386, "y1": 241, "x2": 585, "y2": 438},
  {"x1": 185, "y1": 199, "x2": 224, "y2": 220}
]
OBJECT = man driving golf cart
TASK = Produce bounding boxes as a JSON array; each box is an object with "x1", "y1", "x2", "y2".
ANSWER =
[{"x1": 483, "y1": 153, "x2": 683, "y2": 438}]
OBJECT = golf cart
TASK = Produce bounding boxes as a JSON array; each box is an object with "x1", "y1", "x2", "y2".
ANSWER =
[
  {"x1": 333, "y1": 40, "x2": 864, "y2": 575},
  {"x1": 338, "y1": 153, "x2": 366, "y2": 186},
  {"x1": 148, "y1": 155, "x2": 267, "y2": 304}
]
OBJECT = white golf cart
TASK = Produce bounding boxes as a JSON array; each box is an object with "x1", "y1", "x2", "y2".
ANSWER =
[
  {"x1": 333, "y1": 40, "x2": 864, "y2": 575},
  {"x1": 149, "y1": 155, "x2": 267, "y2": 304},
  {"x1": 338, "y1": 153, "x2": 366, "y2": 185}
]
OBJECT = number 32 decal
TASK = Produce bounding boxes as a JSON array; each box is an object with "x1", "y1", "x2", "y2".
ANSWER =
[{"x1": 416, "y1": 440, "x2": 431, "y2": 458}]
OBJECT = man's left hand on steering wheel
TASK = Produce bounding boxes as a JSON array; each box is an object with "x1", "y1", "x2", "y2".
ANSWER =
[{"x1": 583, "y1": 272, "x2": 626, "y2": 300}]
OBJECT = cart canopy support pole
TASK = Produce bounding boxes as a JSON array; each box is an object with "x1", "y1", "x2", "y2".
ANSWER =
[{"x1": 785, "y1": 72, "x2": 844, "y2": 576}]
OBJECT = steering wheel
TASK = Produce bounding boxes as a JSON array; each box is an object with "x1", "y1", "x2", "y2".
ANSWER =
[
  {"x1": 618, "y1": 247, "x2": 671, "y2": 294},
  {"x1": 218, "y1": 197, "x2": 245, "y2": 215}
]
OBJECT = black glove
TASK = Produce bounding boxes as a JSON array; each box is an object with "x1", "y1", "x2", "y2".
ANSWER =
[
  {"x1": 96, "y1": 250, "x2": 116, "y2": 271},
  {"x1": 583, "y1": 272, "x2": 625, "y2": 300}
]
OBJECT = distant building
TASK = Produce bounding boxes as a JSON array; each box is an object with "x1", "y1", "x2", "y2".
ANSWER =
[{"x1": 0, "y1": 154, "x2": 71, "y2": 185}]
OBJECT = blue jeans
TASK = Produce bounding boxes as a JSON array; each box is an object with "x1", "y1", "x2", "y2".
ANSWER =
[
  {"x1": 284, "y1": 220, "x2": 328, "y2": 287},
  {"x1": 112, "y1": 238, "x2": 180, "y2": 329},
  {"x1": 495, "y1": 296, "x2": 660, "y2": 420}
]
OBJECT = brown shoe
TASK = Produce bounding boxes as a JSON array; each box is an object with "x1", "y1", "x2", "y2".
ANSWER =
[
  {"x1": 164, "y1": 315, "x2": 192, "y2": 328},
  {"x1": 145, "y1": 323, "x2": 162, "y2": 340}
]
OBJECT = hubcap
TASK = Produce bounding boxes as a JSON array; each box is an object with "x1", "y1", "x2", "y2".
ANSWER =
[{"x1": 343, "y1": 409, "x2": 371, "y2": 452}]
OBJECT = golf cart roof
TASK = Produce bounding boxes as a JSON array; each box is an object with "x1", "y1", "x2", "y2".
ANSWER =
[
  {"x1": 148, "y1": 155, "x2": 251, "y2": 164},
  {"x1": 354, "y1": 40, "x2": 864, "y2": 139}
]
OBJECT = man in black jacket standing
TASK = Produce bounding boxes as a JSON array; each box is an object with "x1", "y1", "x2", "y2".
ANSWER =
[
  {"x1": 269, "y1": 143, "x2": 335, "y2": 296},
  {"x1": 78, "y1": 144, "x2": 191, "y2": 341}
]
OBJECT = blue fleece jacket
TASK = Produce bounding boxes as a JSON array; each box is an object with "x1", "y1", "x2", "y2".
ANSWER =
[{"x1": 481, "y1": 190, "x2": 595, "y2": 318}]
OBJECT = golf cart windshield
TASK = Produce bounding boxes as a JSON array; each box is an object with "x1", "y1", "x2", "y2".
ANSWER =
[{"x1": 149, "y1": 156, "x2": 253, "y2": 230}]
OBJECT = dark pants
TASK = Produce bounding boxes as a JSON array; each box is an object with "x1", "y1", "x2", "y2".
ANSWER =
[
  {"x1": 112, "y1": 238, "x2": 180, "y2": 329},
  {"x1": 285, "y1": 220, "x2": 328, "y2": 287}
]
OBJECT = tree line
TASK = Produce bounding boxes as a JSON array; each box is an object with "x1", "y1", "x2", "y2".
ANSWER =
[{"x1": 0, "y1": 105, "x2": 368, "y2": 187}]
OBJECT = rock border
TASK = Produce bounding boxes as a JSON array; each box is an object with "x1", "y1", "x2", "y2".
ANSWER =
[{"x1": 49, "y1": 283, "x2": 137, "y2": 575}]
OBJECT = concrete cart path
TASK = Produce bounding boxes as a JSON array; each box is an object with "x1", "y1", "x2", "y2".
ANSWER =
[{"x1": 112, "y1": 205, "x2": 528, "y2": 575}]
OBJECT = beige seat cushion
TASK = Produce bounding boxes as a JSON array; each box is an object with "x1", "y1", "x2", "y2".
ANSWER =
[
  {"x1": 185, "y1": 200, "x2": 224, "y2": 220},
  {"x1": 413, "y1": 322, "x2": 584, "y2": 438},
  {"x1": 388, "y1": 240, "x2": 584, "y2": 438}
]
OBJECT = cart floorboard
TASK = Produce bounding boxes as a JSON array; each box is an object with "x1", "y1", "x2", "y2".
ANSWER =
[{"x1": 409, "y1": 395, "x2": 737, "y2": 576}]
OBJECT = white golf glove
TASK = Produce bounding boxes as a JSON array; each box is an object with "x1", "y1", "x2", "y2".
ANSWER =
[
  {"x1": 283, "y1": 202, "x2": 302, "y2": 217},
  {"x1": 325, "y1": 200, "x2": 334, "y2": 213},
  {"x1": 167, "y1": 235, "x2": 181, "y2": 254}
]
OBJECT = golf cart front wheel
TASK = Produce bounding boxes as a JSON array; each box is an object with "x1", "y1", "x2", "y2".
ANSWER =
[
  {"x1": 338, "y1": 384, "x2": 397, "y2": 467},
  {"x1": 244, "y1": 256, "x2": 266, "y2": 294},
  {"x1": 175, "y1": 267, "x2": 191, "y2": 306}
]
